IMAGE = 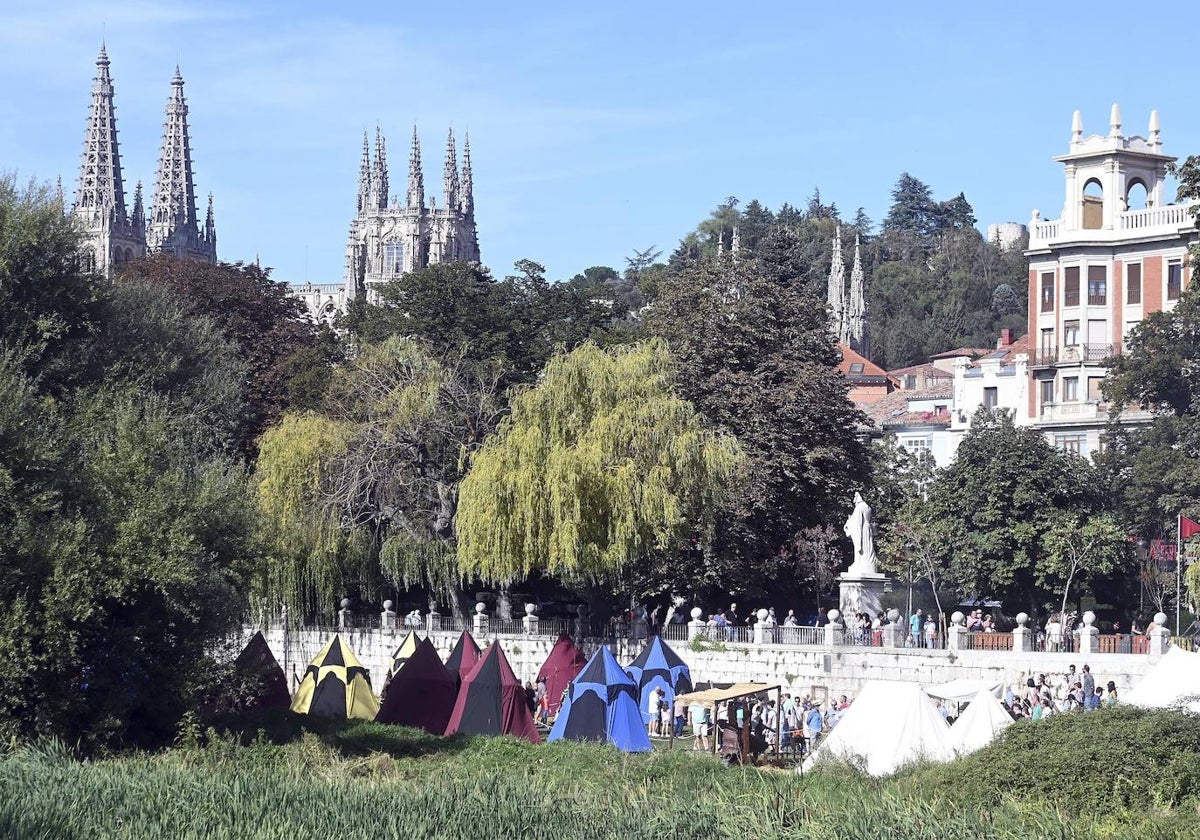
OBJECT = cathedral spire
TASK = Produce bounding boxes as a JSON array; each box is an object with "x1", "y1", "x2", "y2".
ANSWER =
[
  {"x1": 357, "y1": 131, "x2": 371, "y2": 213},
  {"x1": 459, "y1": 132, "x2": 473, "y2": 217},
  {"x1": 74, "y1": 43, "x2": 128, "y2": 222},
  {"x1": 443, "y1": 127, "x2": 459, "y2": 210},
  {"x1": 131, "y1": 180, "x2": 145, "y2": 231},
  {"x1": 205, "y1": 193, "x2": 216, "y2": 244},
  {"x1": 372, "y1": 126, "x2": 389, "y2": 209},
  {"x1": 407, "y1": 125, "x2": 424, "y2": 210},
  {"x1": 847, "y1": 233, "x2": 868, "y2": 356},
  {"x1": 827, "y1": 225, "x2": 847, "y2": 342},
  {"x1": 146, "y1": 66, "x2": 214, "y2": 263}
]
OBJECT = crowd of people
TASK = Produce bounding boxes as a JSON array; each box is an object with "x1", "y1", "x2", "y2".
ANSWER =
[{"x1": 1001, "y1": 663, "x2": 1121, "y2": 719}]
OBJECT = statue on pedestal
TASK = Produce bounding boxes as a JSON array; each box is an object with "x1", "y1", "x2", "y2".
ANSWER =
[{"x1": 843, "y1": 491, "x2": 877, "y2": 576}]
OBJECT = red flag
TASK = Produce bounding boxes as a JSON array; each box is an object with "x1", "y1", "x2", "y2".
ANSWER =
[{"x1": 1182, "y1": 515, "x2": 1200, "y2": 539}]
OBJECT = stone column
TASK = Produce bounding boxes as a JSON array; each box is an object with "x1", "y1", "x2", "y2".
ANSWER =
[
  {"x1": 1012, "y1": 612, "x2": 1033, "y2": 652},
  {"x1": 472, "y1": 602, "x2": 489, "y2": 637},
  {"x1": 753, "y1": 609, "x2": 769, "y2": 645},
  {"x1": 881, "y1": 608, "x2": 903, "y2": 649},
  {"x1": 1078, "y1": 610, "x2": 1099, "y2": 655},
  {"x1": 688, "y1": 607, "x2": 706, "y2": 641},
  {"x1": 574, "y1": 604, "x2": 589, "y2": 639},
  {"x1": 1149, "y1": 611, "x2": 1171, "y2": 656},
  {"x1": 337, "y1": 598, "x2": 352, "y2": 630},
  {"x1": 380, "y1": 600, "x2": 396, "y2": 630},
  {"x1": 824, "y1": 610, "x2": 842, "y2": 647},
  {"x1": 522, "y1": 603, "x2": 539, "y2": 635},
  {"x1": 426, "y1": 606, "x2": 440, "y2": 634},
  {"x1": 946, "y1": 611, "x2": 966, "y2": 651}
]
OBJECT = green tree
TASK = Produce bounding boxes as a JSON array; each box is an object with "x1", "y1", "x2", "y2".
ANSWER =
[
  {"x1": 1040, "y1": 513, "x2": 1130, "y2": 621},
  {"x1": 455, "y1": 340, "x2": 742, "y2": 586},
  {"x1": 882, "y1": 173, "x2": 938, "y2": 237}
]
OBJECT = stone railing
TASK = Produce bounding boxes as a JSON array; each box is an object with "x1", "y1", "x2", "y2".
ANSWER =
[
  {"x1": 1030, "y1": 218, "x2": 1060, "y2": 243},
  {"x1": 1120, "y1": 204, "x2": 1194, "y2": 231}
]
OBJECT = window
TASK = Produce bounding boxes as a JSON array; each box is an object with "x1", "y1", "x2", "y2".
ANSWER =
[
  {"x1": 1088, "y1": 377, "x2": 1104, "y2": 402},
  {"x1": 1040, "y1": 328, "x2": 1055, "y2": 362},
  {"x1": 1064, "y1": 266, "x2": 1080, "y2": 306},
  {"x1": 848, "y1": 363, "x2": 864, "y2": 373},
  {"x1": 1040, "y1": 273, "x2": 1055, "y2": 312},
  {"x1": 983, "y1": 387, "x2": 998, "y2": 410},
  {"x1": 1054, "y1": 433, "x2": 1087, "y2": 456},
  {"x1": 1127, "y1": 263, "x2": 1142, "y2": 305},
  {"x1": 903, "y1": 438, "x2": 932, "y2": 456},
  {"x1": 1040, "y1": 379, "x2": 1054, "y2": 412},
  {"x1": 383, "y1": 239, "x2": 404, "y2": 276},
  {"x1": 1064, "y1": 320, "x2": 1080, "y2": 346},
  {"x1": 1087, "y1": 265, "x2": 1107, "y2": 306},
  {"x1": 1063, "y1": 377, "x2": 1079, "y2": 402},
  {"x1": 1168, "y1": 261, "x2": 1183, "y2": 301}
]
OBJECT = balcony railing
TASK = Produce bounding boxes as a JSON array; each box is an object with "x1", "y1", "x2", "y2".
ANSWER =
[
  {"x1": 1032, "y1": 350, "x2": 1058, "y2": 367},
  {"x1": 1084, "y1": 342, "x2": 1116, "y2": 362},
  {"x1": 1087, "y1": 294, "x2": 1107, "y2": 306},
  {"x1": 1120, "y1": 204, "x2": 1194, "y2": 231}
]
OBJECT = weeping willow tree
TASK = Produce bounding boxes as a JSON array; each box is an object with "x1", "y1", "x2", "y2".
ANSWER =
[
  {"x1": 455, "y1": 339, "x2": 743, "y2": 586},
  {"x1": 253, "y1": 337, "x2": 501, "y2": 618}
]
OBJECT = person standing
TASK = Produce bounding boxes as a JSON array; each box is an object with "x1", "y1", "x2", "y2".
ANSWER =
[
  {"x1": 1081, "y1": 664, "x2": 1095, "y2": 698},
  {"x1": 803, "y1": 703, "x2": 824, "y2": 753},
  {"x1": 690, "y1": 700, "x2": 710, "y2": 751}
]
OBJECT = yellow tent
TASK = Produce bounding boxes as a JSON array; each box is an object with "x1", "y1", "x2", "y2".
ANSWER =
[
  {"x1": 388, "y1": 630, "x2": 421, "y2": 679},
  {"x1": 290, "y1": 634, "x2": 380, "y2": 720}
]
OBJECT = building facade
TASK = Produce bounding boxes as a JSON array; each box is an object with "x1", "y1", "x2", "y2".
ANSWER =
[
  {"x1": 343, "y1": 127, "x2": 479, "y2": 302},
  {"x1": 71, "y1": 46, "x2": 216, "y2": 275},
  {"x1": 1025, "y1": 106, "x2": 1196, "y2": 457}
]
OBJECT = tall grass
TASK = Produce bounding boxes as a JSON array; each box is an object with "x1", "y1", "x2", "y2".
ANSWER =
[{"x1": 0, "y1": 710, "x2": 1196, "y2": 839}]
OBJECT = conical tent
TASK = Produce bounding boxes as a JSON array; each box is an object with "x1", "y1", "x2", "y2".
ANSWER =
[
  {"x1": 948, "y1": 689, "x2": 1013, "y2": 755},
  {"x1": 625, "y1": 636, "x2": 693, "y2": 723},
  {"x1": 231, "y1": 630, "x2": 291, "y2": 711},
  {"x1": 387, "y1": 630, "x2": 421, "y2": 679},
  {"x1": 290, "y1": 634, "x2": 380, "y2": 720},
  {"x1": 536, "y1": 633, "x2": 588, "y2": 716},
  {"x1": 1126, "y1": 646, "x2": 1200, "y2": 713},
  {"x1": 376, "y1": 638, "x2": 456, "y2": 734},
  {"x1": 444, "y1": 643, "x2": 541, "y2": 743},
  {"x1": 444, "y1": 631, "x2": 481, "y2": 687},
  {"x1": 801, "y1": 681, "x2": 954, "y2": 777},
  {"x1": 549, "y1": 646, "x2": 651, "y2": 752}
]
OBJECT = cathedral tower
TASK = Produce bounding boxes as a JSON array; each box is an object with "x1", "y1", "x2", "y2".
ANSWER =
[
  {"x1": 344, "y1": 126, "x2": 480, "y2": 301},
  {"x1": 146, "y1": 67, "x2": 216, "y2": 263},
  {"x1": 846, "y1": 233, "x2": 869, "y2": 357},
  {"x1": 72, "y1": 44, "x2": 145, "y2": 276},
  {"x1": 827, "y1": 225, "x2": 847, "y2": 342}
]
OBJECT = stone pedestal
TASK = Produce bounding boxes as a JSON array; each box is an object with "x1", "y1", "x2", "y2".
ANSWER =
[
  {"x1": 1012, "y1": 613, "x2": 1033, "y2": 652},
  {"x1": 1078, "y1": 610, "x2": 1099, "y2": 655},
  {"x1": 838, "y1": 572, "x2": 888, "y2": 619},
  {"x1": 687, "y1": 607, "x2": 706, "y2": 641}
]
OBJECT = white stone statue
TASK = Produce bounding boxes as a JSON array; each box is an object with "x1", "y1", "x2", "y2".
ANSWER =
[{"x1": 843, "y1": 491, "x2": 877, "y2": 576}]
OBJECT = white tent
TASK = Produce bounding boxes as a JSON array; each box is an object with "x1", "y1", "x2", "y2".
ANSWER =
[
  {"x1": 800, "y1": 681, "x2": 955, "y2": 777},
  {"x1": 948, "y1": 689, "x2": 1013, "y2": 755},
  {"x1": 1126, "y1": 647, "x2": 1200, "y2": 713},
  {"x1": 925, "y1": 679, "x2": 1002, "y2": 704}
]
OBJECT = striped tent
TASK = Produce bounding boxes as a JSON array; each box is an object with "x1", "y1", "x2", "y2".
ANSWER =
[
  {"x1": 290, "y1": 634, "x2": 380, "y2": 720},
  {"x1": 387, "y1": 630, "x2": 421, "y2": 680},
  {"x1": 444, "y1": 631, "x2": 481, "y2": 688}
]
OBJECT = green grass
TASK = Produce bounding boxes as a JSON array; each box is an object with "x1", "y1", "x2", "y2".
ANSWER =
[{"x1": 0, "y1": 707, "x2": 1197, "y2": 839}]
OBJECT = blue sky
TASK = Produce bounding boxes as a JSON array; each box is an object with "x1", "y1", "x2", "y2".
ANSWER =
[{"x1": 3, "y1": 0, "x2": 1198, "y2": 285}]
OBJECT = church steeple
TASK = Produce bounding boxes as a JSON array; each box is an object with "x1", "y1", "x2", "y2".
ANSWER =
[
  {"x1": 74, "y1": 44, "x2": 128, "y2": 222},
  {"x1": 371, "y1": 126, "x2": 389, "y2": 210},
  {"x1": 147, "y1": 66, "x2": 215, "y2": 263},
  {"x1": 204, "y1": 193, "x2": 216, "y2": 245},
  {"x1": 459, "y1": 132, "x2": 473, "y2": 217},
  {"x1": 407, "y1": 125, "x2": 424, "y2": 210},
  {"x1": 846, "y1": 234, "x2": 868, "y2": 357},
  {"x1": 131, "y1": 180, "x2": 145, "y2": 230},
  {"x1": 827, "y1": 225, "x2": 847, "y2": 341},
  {"x1": 357, "y1": 131, "x2": 371, "y2": 213},
  {"x1": 443, "y1": 127, "x2": 459, "y2": 210}
]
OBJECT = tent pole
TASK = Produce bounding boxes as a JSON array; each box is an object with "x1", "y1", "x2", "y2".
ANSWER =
[{"x1": 775, "y1": 687, "x2": 781, "y2": 758}]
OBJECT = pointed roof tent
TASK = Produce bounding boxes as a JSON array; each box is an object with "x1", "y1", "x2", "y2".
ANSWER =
[
  {"x1": 444, "y1": 631, "x2": 481, "y2": 687},
  {"x1": 549, "y1": 646, "x2": 651, "y2": 752},
  {"x1": 536, "y1": 633, "x2": 588, "y2": 716},
  {"x1": 1126, "y1": 646, "x2": 1200, "y2": 713},
  {"x1": 230, "y1": 630, "x2": 290, "y2": 711},
  {"x1": 444, "y1": 642, "x2": 541, "y2": 743},
  {"x1": 625, "y1": 637, "x2": 693, "y2": 723},
  {"x1": 801, "y1": 681, "x2": 955, "y2": 776},
  {"x1": 386, "y1": 630, "x2": 422, "y2": 680},
  {"x1": 290, "y1": 634, "x2": 380, "y2": 720},
  {"x1": 375, "y1": 638, "x2": 456, "y2": 733},
  {"x1": 948, "y1": 689, "x2": 1013, "y2": 755}
]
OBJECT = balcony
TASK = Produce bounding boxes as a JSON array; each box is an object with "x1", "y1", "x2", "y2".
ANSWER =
[
  {"x1": 1037, "y1": 401, "x2": 1104, "y2": 422},
  {"x1": 1030, "y1": 201, "x2": 1197, "y2": 248}
]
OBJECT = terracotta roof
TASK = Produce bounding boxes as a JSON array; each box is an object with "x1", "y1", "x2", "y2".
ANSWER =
[
  {"x1": 886, "y1": 362, "x2": 953, "y2": 379},
  {"x1": 836, "y1": 343, "x2": 887, "y2": 377},
  {"x1": 860, "y1": 388, "x2": 953, "y2": 430}
]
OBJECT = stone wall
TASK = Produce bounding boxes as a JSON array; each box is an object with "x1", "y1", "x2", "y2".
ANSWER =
[{"x1": 247, "y1": 625, "x2": 1158, "y2": 700}]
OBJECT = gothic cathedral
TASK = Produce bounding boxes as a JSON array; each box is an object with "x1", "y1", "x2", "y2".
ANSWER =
[
  {"x1": 344, "y1": 126, "x2": 479, "y2": 301},
  {"x1": 72, "y1": 46, "x2": 216, "y2": 277}
]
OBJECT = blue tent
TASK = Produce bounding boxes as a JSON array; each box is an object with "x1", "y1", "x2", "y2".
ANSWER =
[
  {"x1": 625, "y1": 636, "x2": 692, "y2": 724},
  {"x1": 549, "y1": 646, "x2": 651, "y2": 752}
]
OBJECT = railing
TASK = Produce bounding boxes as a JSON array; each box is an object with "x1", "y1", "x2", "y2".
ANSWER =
[
  {"x1": 1032, "y1": 350, "x2": 1058, "y2": 367},
  {"x1": 1099, "y1": 634, "x2": 1149, "y2": 654},
  {"x1": 843, "y1": 628, "x2": 884, "y2": 647},
  {"x1": 960, "y1": 632, "x2": 1014, "y2": 651},
  {"x1": 1120, "y1": 204, "x2": 1194, "y2": 231},
  {"x1": 1087, "y1": 294, "x2": 1107, "y2": 306},
  {"x1": 1030, "y1": 219, "x2": 1060, "y2": 242},
  {"x1": 1084, "y1": 343, "x2": 1115, "y2": 362}
]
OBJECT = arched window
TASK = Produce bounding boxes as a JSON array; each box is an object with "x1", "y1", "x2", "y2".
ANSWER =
[
  {"x1": 1125, "y1": 180, "x2": 1148, "y2": 211},
  {"x1": 1082, "y1": 180, "x2": 1103, "y2": 229},
  {"x1": 383, "y1": 239, "x2": 404, "y2": 276}
]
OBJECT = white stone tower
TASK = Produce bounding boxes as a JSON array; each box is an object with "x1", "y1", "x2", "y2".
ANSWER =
[
  {"x1": 344, "y1": 126, "x2": 480, "y2": 301},
  {"x1": 72, "y1": 44, "x2": 146, "y2": 276},
  {"x1": 827, "y1": 225, "x2": 847, "y2": 342},
  {"x1": 146, "y1": 67, "x2": 216, "y2": 263},
  {"x1": 846, "y1": 234, "x2": 869, "y2": 357}
]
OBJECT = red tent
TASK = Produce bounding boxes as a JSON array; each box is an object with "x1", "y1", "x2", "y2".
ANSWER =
[
  {"x1": 375, "y1": 638, "x2": 456, "y2": 734},
  {"x1": 536, "y1": 633, "x2": 587, "y2": 716},
  {"x1": 444, "y1": 631, "x2": 481, "y2": 688},
  {"x1": 444, "y1": 643, "x2": 541, "y2": 743}
]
